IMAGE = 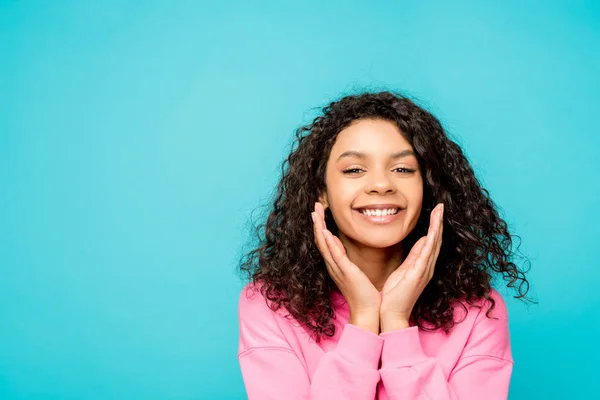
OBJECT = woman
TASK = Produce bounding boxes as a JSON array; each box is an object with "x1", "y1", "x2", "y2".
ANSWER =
[{"x1": 237, "y1": 91, "x2": 534, "y2": 399}]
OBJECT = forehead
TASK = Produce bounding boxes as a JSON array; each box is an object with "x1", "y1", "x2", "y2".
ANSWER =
[{"x1": 330, "y1": 119, "x2": 412, "y2": 156}]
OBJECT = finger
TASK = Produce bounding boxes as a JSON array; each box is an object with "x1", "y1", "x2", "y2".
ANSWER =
[
  {"x1": 404, "y1": 236, "x2": 427, "y2": 268},
  {"x1": 312, "y1": 212, "x2": 325, "y2": 247},
  {"x1": 320, "y1": 224, "x2": 347, "y2": 257},
  {"x1": 428, "y1": 204, "x2": 443, "y2": 248},
  {"x1": 435, "y1": 205, "x2": 444, "y2": 251},
  {"x1": 312, "y1": 206, "x2": 328, "y2": 244},
  {"x1": 321, "y1": 230, "x2": 347, "y2": 279},
  {"x1": 312, "y1": 212, "x2": 342, "y2": 280},
  {"x1": 322, "y1": 230, "x2": 342, "y2": 263},
  {"x1": 425, "y1": 208, "x2": 444, "y2": 280},
  {"x1": 311, "y1": 212, "x2": 318, "y2": 244},
  {"x1": 323, "y1": 229, "x2": 355, "y2": 276},
  {"x1": 315, "y1": 202, "x2": 326, "y2": 230},
  {"x1": 331, "y1": 235, "x2": 347, "y2": 256},
  {"x1": 315, "y1": 204, "x2": 336, "y2": 253},
  {"x1": 313, "y1": 202, "x2": 324, "y2": 230},
  {"x1": 315, "y1": 204, "x2": 349, "y2": 263},
  {"x1": 425, "y1": 206, "x2": 441, "y2": 250},
  {"x1": 429, "y1": 207, "x2": 444, "y2": 278},
  {"x1": 421, "y1": 206, "x2": 438, "y2": 260},
  {"x1": 385, "y1": 237, "x2": 426, "y2": 289},
  {"x1": 313, "y1": 207, "x2": 337, "y2": 266},
  {"x1": 427, "y1": 204, "x2": 441, "y2": 238},
  {"x1": 415, "y1": 207, "x2": 440, "y2": 276},
  {"x1": 316, "y1": 202, "x2": 325, "y2": 222},
  {"x1": 311, "y1": 212, "x2": 323, "y2": 250},
  {"x1": 431, "y1": 205, "x2": 444, "y2": 258}
]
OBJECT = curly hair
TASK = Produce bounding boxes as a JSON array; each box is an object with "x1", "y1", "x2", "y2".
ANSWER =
[{"x1": 238, "y1": 90, "x2": 535, "y2": 343}]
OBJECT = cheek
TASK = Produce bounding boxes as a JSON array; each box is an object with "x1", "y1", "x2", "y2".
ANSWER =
[
  {"x1": 330, "y1": 183, "x2": 359, "y2": 208},
  {"x1": 406, "y1": 182, "x2": 424, "y2": 224},
  {"x1": 326, "y1": 192, "x2": 361, "y2": 232},
  {"x1": 404, "y1": 178, "x2": 423, "y2": 201}
]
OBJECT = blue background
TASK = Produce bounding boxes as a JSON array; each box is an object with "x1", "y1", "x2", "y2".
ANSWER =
[{"x1": 1, "y1": 1, "x2": 599, "y2": 399}]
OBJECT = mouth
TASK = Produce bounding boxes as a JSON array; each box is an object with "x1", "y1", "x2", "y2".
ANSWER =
[{"x1": 353, "y1": 207, "x2": 404, "y2": 225}]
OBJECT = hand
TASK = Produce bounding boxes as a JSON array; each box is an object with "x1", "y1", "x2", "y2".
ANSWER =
[
  {"x1": 311, "y1": 202, "x2": 381, "y2": 331},
  {"x1": 380, "y1": 203, "x2": 444, "y2": 324}
]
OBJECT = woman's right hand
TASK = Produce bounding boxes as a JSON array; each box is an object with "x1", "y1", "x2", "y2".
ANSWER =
[{"x1": 312, "y1": 202, "x2": 381, "y2": 334}]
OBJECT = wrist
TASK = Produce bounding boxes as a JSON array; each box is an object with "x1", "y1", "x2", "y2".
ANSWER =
[
  {"x1": 349, "y1": 312, "x2": 380, "y2": 335},
  {"x1": 379, "y1": 314, "x2": 410, "y2": 333}
]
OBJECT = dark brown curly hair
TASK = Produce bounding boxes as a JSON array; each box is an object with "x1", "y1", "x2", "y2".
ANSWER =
[{"x1": 238, "y1": 90, "x2": 535, "y2": 343}]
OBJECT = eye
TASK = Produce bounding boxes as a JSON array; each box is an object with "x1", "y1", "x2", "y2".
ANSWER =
[
  {"x1": 394, "y1": 167, "x2": 416, "y2": 173},
  {"x1": 342, "y1": 167, "x2": 416, "y2": 174},
  {"x1": 342, "y1": 168, "x2": 364, "y2": 174}
]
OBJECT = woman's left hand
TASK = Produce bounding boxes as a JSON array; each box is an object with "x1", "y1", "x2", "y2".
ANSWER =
[{"x1": 380, "y1": 203, "x2": 444, "y2": 322}]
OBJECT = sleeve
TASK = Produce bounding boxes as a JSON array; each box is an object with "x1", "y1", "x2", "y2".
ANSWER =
[
  {"x1": 378, "y1": 290, "x2": 514, "y2": 400},
  {"x1": 238, "y1": 287, "x2": 384, "y2": 400}
]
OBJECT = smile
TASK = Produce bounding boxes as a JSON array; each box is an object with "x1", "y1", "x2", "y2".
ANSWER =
[
  {"x1": 353, "y1": 208, "x2": 403, "y2": 224},
  {"x1": 359, "y1": 208, "x2": 398, "y2": 216}
]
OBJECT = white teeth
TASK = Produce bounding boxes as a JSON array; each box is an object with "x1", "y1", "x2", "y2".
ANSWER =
[{"x1": 360, "y1": 208, "x2": 398, "y2": 216}]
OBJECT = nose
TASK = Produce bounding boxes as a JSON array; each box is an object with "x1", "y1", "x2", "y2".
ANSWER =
[{"x1": 365, "y1": 169, "x2": 396, "y2": 194}]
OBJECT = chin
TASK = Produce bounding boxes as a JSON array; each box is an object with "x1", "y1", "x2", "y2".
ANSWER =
[{"x1": 357, "y1": 235, "x2": 404, "y2": 249}]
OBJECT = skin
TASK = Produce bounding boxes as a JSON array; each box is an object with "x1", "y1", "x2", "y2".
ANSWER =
[{"x1": 310, "y1": 118, "x2": 444, "y2": 335}]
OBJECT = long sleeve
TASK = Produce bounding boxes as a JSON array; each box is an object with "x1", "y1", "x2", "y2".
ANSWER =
[
  {"x1": 239, "y1": 323, "x2": 384, "y2": 399},
  {"x1": 238, "y1": 287, "x2": 385, "y2": 400},
  {"x1": 378, "y1": 292, "x2": 513, "y2": 400}
]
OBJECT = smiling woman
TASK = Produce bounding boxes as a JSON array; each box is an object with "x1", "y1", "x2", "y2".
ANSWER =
[
  {"x1": 318, "y1": 119, "x2": 424, "y2": 265},
  {"x1": 237, "y1": 91, "x2": 535, "y2": 399}
]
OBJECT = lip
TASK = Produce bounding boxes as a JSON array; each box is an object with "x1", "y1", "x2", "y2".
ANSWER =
[
  {"x1": 353, "y1": 208, "x2": 404, "y2": 225},
  {"x1": 354, "y1": 203, "x2": 403, "y2": 210}
]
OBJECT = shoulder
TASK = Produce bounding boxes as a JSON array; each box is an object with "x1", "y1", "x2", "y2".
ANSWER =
[
  {"x1": 459, "y1": 287, "x2": 512, "y2": 361},
  {"x1": 238, "y1": 282, "x2": 289, "y2": 321},
  {"x1": 238, "y1": 282, "x2": 270, "y2": 317},
  {"x1": 475, "y1": 287, "x2": 510, "y2": 322},
  {"x1": 237, "y1": 282, "x2": 292, "y2": 353},
  {"x1": 454, "y1": 287, "x2": 509, "y2": 321}
]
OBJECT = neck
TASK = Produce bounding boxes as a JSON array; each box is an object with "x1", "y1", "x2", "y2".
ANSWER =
[{"x1": 338, "y1": 233, "x2": 405, "y2": 292}]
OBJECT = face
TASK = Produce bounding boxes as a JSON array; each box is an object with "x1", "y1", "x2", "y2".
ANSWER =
[{"x1": 319, "y1": 118, "x2": 423, "y2": 249}]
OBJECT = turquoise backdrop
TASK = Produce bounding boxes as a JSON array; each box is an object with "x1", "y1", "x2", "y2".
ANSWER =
[{"x1": 1, "y1": 1, "x2": 599, "y2": 399}]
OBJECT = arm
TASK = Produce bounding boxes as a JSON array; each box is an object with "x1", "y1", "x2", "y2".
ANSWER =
[
  {"x1": 239, "y1": 323, "x2": 383, "y2": 400},
  {"x1": 238, "y1": 288, "x2": 384, "y2": 400},
  {"x1": 378, "y1": 291, "x2": 513, "y2": 400}
]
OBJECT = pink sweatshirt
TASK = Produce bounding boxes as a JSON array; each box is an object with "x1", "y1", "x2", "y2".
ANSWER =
[{"x1": 237, "y1": 283, "x2": 513, "y2": 399}]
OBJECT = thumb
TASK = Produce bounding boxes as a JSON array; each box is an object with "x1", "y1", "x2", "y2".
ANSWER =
[
  {"x1": 383, "y1": 237, "x2": 428, "y2": 294},
  {"x1": 403, "y1": 237, "x2": 427, "y2": 267}
]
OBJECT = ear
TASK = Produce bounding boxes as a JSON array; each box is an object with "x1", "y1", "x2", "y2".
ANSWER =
[{"x1": 318, "y1": 191, "x2": 329, "y2": 210}]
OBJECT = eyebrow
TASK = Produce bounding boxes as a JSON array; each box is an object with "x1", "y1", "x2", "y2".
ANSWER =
[{"x1": 336, "y1": 149, "x2": 416, "y2": 162}]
